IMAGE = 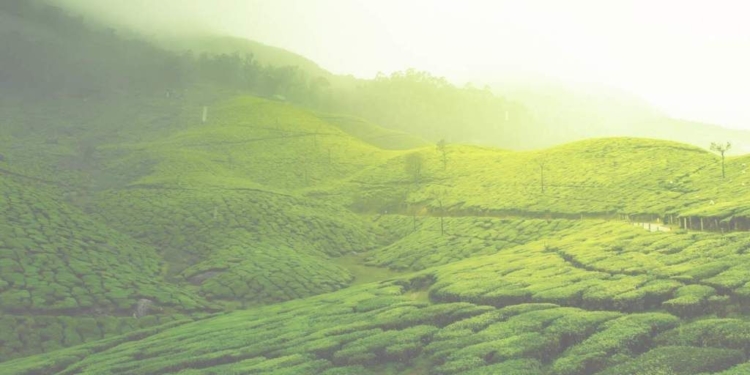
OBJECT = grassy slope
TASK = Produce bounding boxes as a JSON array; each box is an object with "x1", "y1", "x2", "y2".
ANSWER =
[
  {"x1": 10, "y1": 219, "x2": 750, "y2": 375},
  {"x1": 86, "y1": 96, "x2": 394, "y2": 305},
  {"x1": 0, "y1": 175, "x2": 212, "y2": 360},
  {"x1": 315, "y1": 137, "x2": 740, "y2": 219},
  {"x1": 0, "y1": 94, "x2": 398, "y2": 360},
  {"x1": 8, "y1": 93, "x2": 750, "y2": 373},
  {"x1": 316, "y1": 114, "x2": 431, "y2": 150},
  {"x1": 7, "y1": 221, "x2": 750, "y2": 375}
]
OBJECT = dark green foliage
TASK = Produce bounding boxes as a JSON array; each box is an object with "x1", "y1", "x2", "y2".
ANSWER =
[
  {"x1": 0, "y1": 176, "x2": 209, "y2": 360},
  {"x1": 460, "y1": 359, "x2": 544, "y2": 375},
  {"x1": 367, "y1": 216, "x2": 582, "y2": 270},
  {"x1": 550, "y1": 313, "x2": 680, "y2": 375},
  {"x1": 662, "y1": 285, "x2": 717, "y2": 317},
  {"x1": 93, "y1": 188, "x2": 377, "y2": 303},
  {"x1": 655, "y1": 319, "x2": 750, "y2": 352},
  {"x1": 596, "y1": 346, "x2": 745, "y2": 375},
  {"x1": 0, "y1": 313, "x2": 198, "y2": 362}
]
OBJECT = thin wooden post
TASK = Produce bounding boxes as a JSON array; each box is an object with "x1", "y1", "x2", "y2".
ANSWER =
[{"x1": 438, "y1": 199, "x2": 445, "y2": 236}]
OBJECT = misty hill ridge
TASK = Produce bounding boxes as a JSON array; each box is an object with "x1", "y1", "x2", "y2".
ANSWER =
[
  {"x1": 158, "y1": 35, "x2": 332, "y2": 81},
  {"x1": 7, "y1": 0, "x2": 750, "y2": 152},
  {"x1": 6, "y1": 2, "x2": 750, "y2": 374}
]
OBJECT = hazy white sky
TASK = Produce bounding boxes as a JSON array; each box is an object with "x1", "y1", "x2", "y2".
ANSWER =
[{"x1": 58, "y1": 0, "x2": 750, "y2": 129}]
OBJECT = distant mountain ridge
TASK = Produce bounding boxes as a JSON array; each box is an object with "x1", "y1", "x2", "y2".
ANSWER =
[
  {"x1": 8, "y1": 0, "x2": 749, "y2": 154},
  {"x1": 491, "y1": 78, "x2": 750, "y2": 154}
]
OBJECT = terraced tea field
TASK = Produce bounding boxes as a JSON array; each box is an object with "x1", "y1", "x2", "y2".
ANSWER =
[{"x1": 7, "y1": 93, "x2": 750, "y2": 373}]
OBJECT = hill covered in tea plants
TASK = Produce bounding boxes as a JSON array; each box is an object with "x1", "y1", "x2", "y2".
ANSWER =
[
  {"x1": 0, "y1": 93, "x2": 396, "y2": 360},
  {"x1": 6, "y1": 2, "x2": 750, "y2": 373},
  {"x1": 6, "y1": 91, "x2": 750, "y2": 374},
  {"x1": 9, "y1": 220, "x2": 750, "y2": 375}
]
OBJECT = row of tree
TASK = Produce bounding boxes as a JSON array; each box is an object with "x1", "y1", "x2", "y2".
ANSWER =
[{"x1": 1, "y1": 1, "x2": 535, "y2": 148}]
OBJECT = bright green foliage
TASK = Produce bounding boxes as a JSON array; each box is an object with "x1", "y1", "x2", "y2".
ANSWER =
[
  {"x1": 655, "y1": 319, "x2": 750, "y2": 352},
  {"x1": 7, "y1": 68, "x2": 750, "y2": 375},
  {"x1": 111, "y1": 96, "x2": 393, "y2": 191},
  {"x1": 550, "y1": 313, "x2": 680, "y2": 375},
  {"x1": 0, "y1": 282, "x2": 485, "y2": 374},
  {"x1": 662, "y1": 285, "x2": 718, "y2": 317},
  {"x1": 0, "y1": 178, "x2": 195, "y2": 306},
  {"x1": 596, "y1": 346, "x2": 745, "y2": 375},
  {"x1": 0, "y1": 176, "x2": 211, "y2": 360},
  {"x1": 325, "y1": 138, "x2": 712, "y2": 216},
  {"x1": 427, "y1": 221, "x2": 750, "y2": 314},
  {"x1": 92, "y1": 188, "x2": 378, "y2": 303},
  {"x1": 429, "y1": 307, "x2": 622, "y2": 374},
  {"x1": 0, "y1": 313, "x2": 194, "y2": 361},
  {"x1": 0, "y1": 282, "x2": 679, "y2": 375},
  {"x1": 367, "y1": 216, "x2": 583, "y2": 270}
]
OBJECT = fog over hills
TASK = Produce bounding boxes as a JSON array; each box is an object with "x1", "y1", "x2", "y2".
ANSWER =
[
  {"x1": 6, "y1": 2, "x2": 750, "y2": 374},
  {"x1": 46, "y1": 0, "x2": 750, "y2": 153}
]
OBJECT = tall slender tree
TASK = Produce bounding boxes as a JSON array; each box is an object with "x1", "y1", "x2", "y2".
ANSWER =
[
  {"x1": 436, "y1": 139, "x2": 449, "y2": 170},
  {"x1": 710, "y1": 142, "x2": 731, "y2": 179}
]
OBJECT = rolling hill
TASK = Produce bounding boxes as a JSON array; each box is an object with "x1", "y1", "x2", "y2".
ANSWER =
[
  {"x1": 7, "y1": 1, "x2": 750, "y2": 374},
  {"x1": 6, "y1": 90, "x2": 750, "y2": 374},
  {"x1": 7, "y1": 219, "x2": 750, "y2": 374}
]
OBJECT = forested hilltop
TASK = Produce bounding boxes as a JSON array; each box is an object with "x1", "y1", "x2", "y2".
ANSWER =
[
  {"x1": 0, "y1": 0, "x2": 530, "y2": 149},
  {"x1": 5, "y1": 0, "x2": 750, "y2": 151},
  {"x1": 4, "y1": 1, "x2": 750, "y2": 374}
]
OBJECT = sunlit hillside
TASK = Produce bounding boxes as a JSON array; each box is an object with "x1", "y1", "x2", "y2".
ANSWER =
[
  {"x1": 4, "y1": 1, "x2": 750, "y2": 374},
  {"x1": 6, "y1": 90, "x2": 750, "y2": 374}
]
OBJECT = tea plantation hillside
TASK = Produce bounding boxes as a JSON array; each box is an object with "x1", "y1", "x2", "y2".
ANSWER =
[
  {"x1": 91, "y1": 188, "x2": 380, "y2": 303},
  {"x1": 9, "y1": 220, "x2": 750, "y2": 374},
  {"x1": 8, "y1": 92, "x2": 750, "y2": 373},
  {"x1": 84, "y1": 96, "x2": 403, "y2": 302},
  {"x1": 0, "y1": 94, "x2": 405, "y2": 360},
  {"x1": 0, "y1": 174, "x2": 213, "y2": 361},
  {"x1": 8, "y1": 3, "x2": 750, "y2": 373},
  {"x1": 320, "y1": 137, "x2": 738, "y2": 220},
  {"x1": 105, "y1": 96, "x2": 395, "y2": 190},
  {"x1": 0, "y1": 90, "x2": 229, "y2": 191},
  {"x1": 675, "y1": 153, "x2": 750, "y2": 219}
]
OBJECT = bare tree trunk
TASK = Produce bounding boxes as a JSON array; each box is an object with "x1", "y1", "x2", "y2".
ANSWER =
[{"x1": 438, "y1": 199, "x2": 444, "y2": 236}]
